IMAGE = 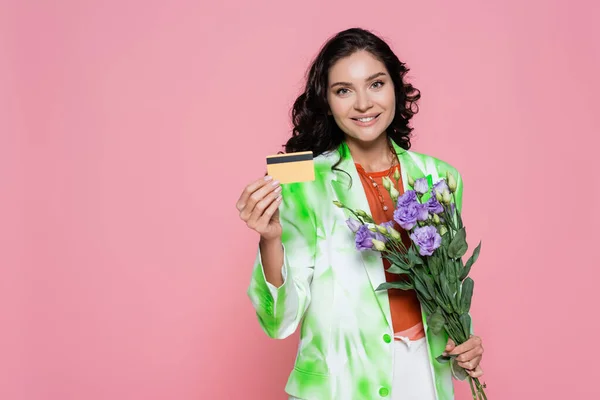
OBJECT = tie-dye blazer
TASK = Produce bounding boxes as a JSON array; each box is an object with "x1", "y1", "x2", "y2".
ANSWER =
[{"x1": 247, "y1": 139, "x2": 466, "y2": 400}]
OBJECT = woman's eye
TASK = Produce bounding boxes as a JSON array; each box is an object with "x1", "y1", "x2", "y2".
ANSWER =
[
  {"x1": 372, "y1": 80, "x2": 384, "y2": 89},
  {"x1": 336, "y1": 88, "x2": 350, "y2": 96}
]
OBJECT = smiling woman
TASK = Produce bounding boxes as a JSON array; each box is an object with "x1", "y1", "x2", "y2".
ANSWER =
[
  {"x1": 284, "y1": 28, "x2": 421, "y2": 170},
  {"x1": 327, "y1": 52, "x2": 397, "y2": 155},
  {"x1": 236, "y1": 27, "x2": 485, "y2": 400}
]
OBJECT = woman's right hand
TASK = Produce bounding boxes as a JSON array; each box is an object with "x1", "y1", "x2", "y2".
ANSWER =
[{"x1": 236, "y1": 176, "x2": 283, "y2": 241}]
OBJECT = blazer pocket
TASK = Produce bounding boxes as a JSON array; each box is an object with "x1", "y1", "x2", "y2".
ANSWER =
[{"x1": 293, "y1": 365, "x2": 329, "y2": 377}]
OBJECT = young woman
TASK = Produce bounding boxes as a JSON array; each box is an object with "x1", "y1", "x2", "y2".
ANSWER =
[{"x1": 236, "y1": 28, "x2": 484, "y2": 400}]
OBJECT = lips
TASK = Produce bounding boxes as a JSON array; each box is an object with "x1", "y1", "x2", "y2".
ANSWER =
[
  {"x1": 351, "y1": 113, "x2": 381, "y2": 127},
  {"x1": 351, "y1": 113, "x2": 381, "y2": 122}
]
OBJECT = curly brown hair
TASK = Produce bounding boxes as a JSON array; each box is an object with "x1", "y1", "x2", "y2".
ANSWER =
[{"x1": 284, "y1": 27, "x2": 421, "y2": 157}]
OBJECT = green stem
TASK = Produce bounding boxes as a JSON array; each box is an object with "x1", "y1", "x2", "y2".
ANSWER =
[
  {"x1": 468, "y1": 376, "x2": 477, "y2": 400},
  {"x1": 474, "y1": 378, "x2": 488, "y2": 400}
]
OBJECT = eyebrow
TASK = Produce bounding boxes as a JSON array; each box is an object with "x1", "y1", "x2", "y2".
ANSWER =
[{"x1": 330, "y1": 72, "x2": 387, "y2": 88}]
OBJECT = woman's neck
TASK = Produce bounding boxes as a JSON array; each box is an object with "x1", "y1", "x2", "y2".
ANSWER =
[{"x1": 345, "y1": 134, "x2": 395, "y2": 173}]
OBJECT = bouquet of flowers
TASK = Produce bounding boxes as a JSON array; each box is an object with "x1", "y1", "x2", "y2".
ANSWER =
[{"x1": 334, "y1": 171, "x2": 488, "y2": 400}]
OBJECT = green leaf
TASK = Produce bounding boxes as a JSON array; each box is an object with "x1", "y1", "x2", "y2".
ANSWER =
[
  {"x1": 377, "y1": 281, "x2": 413, "y2": 291},
  {"x1": 440, "y1": 270, "x2": 455, "y2": 300},
  {"x1": 407, "y1": 246, "x2": 424, "y2": 266},
  {"x1": 413, "y1": 275, "x2": 432, "y2": 300},
  {"x1": 422, "y1": 273, "x2": 436, "y2": 300},
  {"x1": 384, "y1": 252, "x2": 406, "y2": 267},
  {"x1": 426, "y1": 308, "x2": 445, "y2": 335},
  {"x1": 460, "y1": 278, "x2": 474, "y2": 314},
  {"x1": 436, "y1": 353, "x2": 459, "y2": 364},
  {"x1": 441, "y1": 231, "x2": 451, "y2": 249},
  {"x1": 450, "y1": 294, "x2": 459, "y2": 315},
  {"x1": 447, "y1": 261, "x2": 458, "y2": 285},
  {"x1": 451, "y1": 359, "x2": 469, "y2": 381},
  {"x1": 428, "y1": 254, "x2": 441, "y2": 276},
  {"x1": 460, "y1": 313, "x2": 472, "y2": 339},
  {"x1": 448, "y1": 228, "x2": 468, "y2": 259},
  {"x1": 435, "y1": 293, "x2": 453, "y2": 314},
  {"x1": 385, "y1": 264, "x2": 409, "y2": 275},
  {"x1": 421, "y1": 299, "x2": 435, "y2": 316},
  {"x1": 460, "y1": 241, "x2": 481, "y2": 280}
]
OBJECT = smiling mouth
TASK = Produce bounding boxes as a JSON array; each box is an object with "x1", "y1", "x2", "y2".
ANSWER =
[{"x1": 352, "y1": 114, "x2": 381, "y2": 122}]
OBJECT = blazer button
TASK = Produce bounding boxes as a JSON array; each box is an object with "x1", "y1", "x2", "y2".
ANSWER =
[
  {"x1": 379, "y1": 387, "x2": 389, "y2": 397},
  {"x1": 382, "y1": 334, "x2": 391, "y2": 343}
]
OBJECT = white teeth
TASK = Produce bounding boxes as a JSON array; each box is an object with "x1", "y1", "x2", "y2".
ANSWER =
[{"x1": 358, "y1": 117, "x2": 375, "y2": 122}]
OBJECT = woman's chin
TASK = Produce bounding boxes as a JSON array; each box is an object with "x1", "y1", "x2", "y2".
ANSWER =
[{"x1": 344, "y1": 129, "x2": 387, "y2": 144}]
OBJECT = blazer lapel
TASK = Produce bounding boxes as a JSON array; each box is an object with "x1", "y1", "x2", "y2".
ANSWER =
[{"x1": 327, "y1": 140, "x2": 429, "y2": 332}]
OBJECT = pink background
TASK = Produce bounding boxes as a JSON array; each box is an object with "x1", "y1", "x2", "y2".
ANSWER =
[{"x1": 2, "y1": 0, "x2": 599, "y2": 399}]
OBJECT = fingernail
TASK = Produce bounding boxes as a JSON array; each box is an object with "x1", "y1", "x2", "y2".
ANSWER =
[
  {"x1": 271, "y1": 180, "x2": 280, "y2": 186},
  {"x1": 277, "y1": 195, "x2": 282, "y2": 201},
  {"x1": 264, "y1": 175, "x2": 273, "y2": 181},
  {"x1": 275, "y1": 186, "x2": 282, "y2": 193}
]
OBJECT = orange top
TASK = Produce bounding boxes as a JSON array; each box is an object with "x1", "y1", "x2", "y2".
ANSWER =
[{"x1": 355, "y1": 162, "x2": 425, "y2": 341}]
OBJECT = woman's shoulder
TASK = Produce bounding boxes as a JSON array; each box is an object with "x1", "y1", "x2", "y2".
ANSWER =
[{"x1": 402, "y1": 149, "x2": 462, "y2": 177}]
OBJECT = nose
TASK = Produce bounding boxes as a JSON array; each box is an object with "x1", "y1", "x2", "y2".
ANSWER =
[{"x1": 354, "y1": 90, "x2": 373, "y2": 112}]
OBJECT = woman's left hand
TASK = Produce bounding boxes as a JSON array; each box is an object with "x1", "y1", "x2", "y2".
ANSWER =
[{"x1": 444, "y1": 335, "x2": 484, "y2": 378}]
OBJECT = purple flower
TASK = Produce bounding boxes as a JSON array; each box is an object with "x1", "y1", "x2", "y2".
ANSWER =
[
  {"x1": 410, "y1": 226, "x2": 442, "y2": 256},
  {"x1": 433, "y1": 179, "x2": 450, "y2": 196},
  {"x1": 382, "y1": 220, "x2": 395, "y2": 230},
  {"x1": 354, "y1": 224, "x2": 388, "y2": 251},
  {"x1": 394, "y1": 202, "x2": 429, "y2": 230},
  {"x1": 425, "y1": 195, "x2": 444, "y2": 214},
  {"x1": 414, "y1": 178, "x2": 429, "y2": 194},
  {"x1": 346, "y1": 218, "x2": 362, "y2": 233},
  {"x1": 397, "y1": 190, "x2": 418, "y2": 208},
  {"x1": 355, "y1": 225, "x2": 375, "y2": 251}
]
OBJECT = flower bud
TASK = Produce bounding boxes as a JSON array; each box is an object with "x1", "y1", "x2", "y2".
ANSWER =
[
  {"x1": 390, "y1": 186, "x2": 400, "y2": 204},
  {"x1": 387, "y1": 226, "x2": 402, "y2": 241},
  {"x1": 433, "y1": 214, "x2": 441, "y2": 225},
  {"x1": 439, "y1": 225, "x2": 448, "y2": 236},
  {"x1": 368, "y1": 225, "x2": 377, "y2": 232},
  {"x1": 414, "y1": 178, "x2": 429, "y2": 195},
  {"x1": 408, "y1": 175, "x2": 415, "y2": 187},
  {"x1": 376, "y1": 225, "x2": 388, "y2": 234},
  {"x1": 356, "y1": 209, "x2": 368, "y2": 218},
  {"x1": 442, "y1": 191, "x2": 452, "y2": 205},
  {"x1": 333, "y1": 200, "x2": 343, "y2": 208},
  {"x1": 393, "y1": 167, "x2": 401, "y2": 182},
  {"x1": 447, "y1": 171, "x2": 457, "y2": 193},
  {"x1": 382, "y1": 176, "x2": 392, "y2": 191},
  {"x1": 436, "y1": 190, "x2": 443, "y2": 202},
  {"x1": 346, "y1": 218, "x2": 361, "y2": 233},
  {"x1": 372, "y1": 239, "x2": 387, "y2": 251}
]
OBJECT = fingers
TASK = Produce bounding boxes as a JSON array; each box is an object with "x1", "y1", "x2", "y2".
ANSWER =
[
  {"x1": 455, "y1": 346, "x2": 484, "y2": 364},
  {"x1": 238, "y1": 177, "x2": 281, "y2": 221},
  {"x1": 445, "y1": 338, "x2": 456, "y2": 352},
  {"x1": 249, "y1": 192, "x2": 282, "y2": 233},
  {"x1": 246, "y1": 188, "x2": 282, "y2": 232},
  {"x1": 467, "y1": 364, "x2": 484, "y2": 378},
  {"x1": 236, "y1": 176, "x2": 278, "y2": 212},
  {"x1": 449, "y1": 335, "x2": 482, "y2": 356},
  {"x1": 457, "y1": 355, "x2": 482, "y2": 371}
]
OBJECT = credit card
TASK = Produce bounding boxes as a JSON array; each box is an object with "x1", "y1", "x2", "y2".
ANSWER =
[{"x1": 266, "y1": 151, "x2": 315, "y2": 184}]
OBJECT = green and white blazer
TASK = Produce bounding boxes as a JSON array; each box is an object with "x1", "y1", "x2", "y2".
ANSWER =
[{"x1": 247, "y1": 139, "x2": 465, "y2": 400}]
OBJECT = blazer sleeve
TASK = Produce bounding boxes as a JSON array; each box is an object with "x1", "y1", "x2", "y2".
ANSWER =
[{"x1": 246, "y1": 182, "x2": 316, "y2": 339}]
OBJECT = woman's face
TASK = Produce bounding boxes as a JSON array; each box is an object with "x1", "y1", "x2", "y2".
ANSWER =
[{"x1": 327, "y1": 50, "x2": 396, "y2": 144}]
